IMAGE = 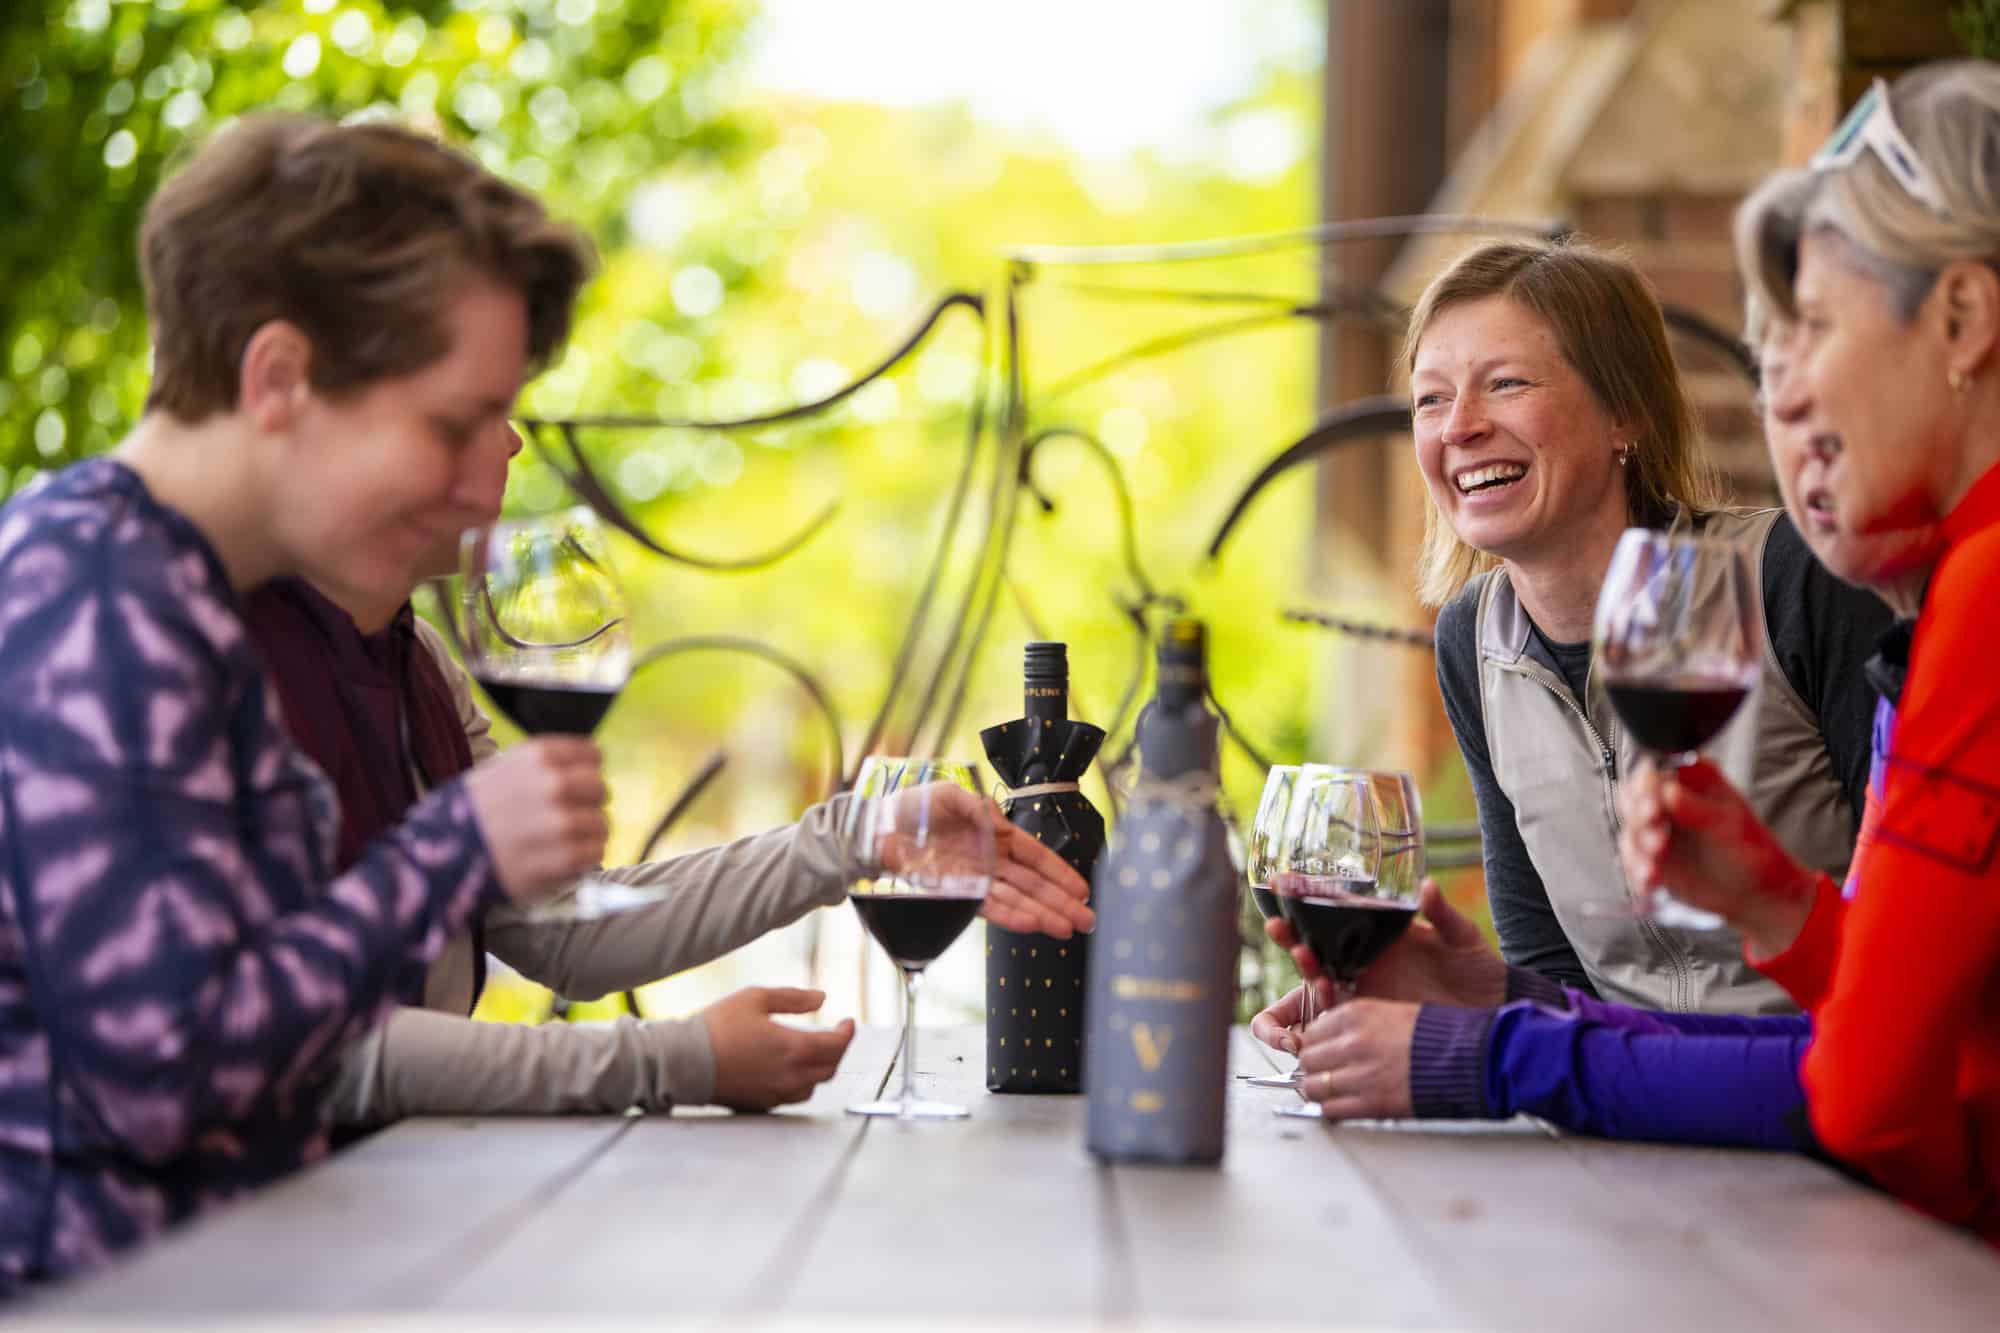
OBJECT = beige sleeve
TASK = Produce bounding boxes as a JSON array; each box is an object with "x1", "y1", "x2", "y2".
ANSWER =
[
  {"x1": 413, "y1": 616, "x2": 499, "y2": 763},
  {"x1": 324, "y1": 1006, "x2": 715, "y2": 1127},
  {"x1": 412, "y1": 609, "x2": 852, "y2": 1002},
  {"x1": 483, "y1": 795, "x2": 854, "y2": 1000}
]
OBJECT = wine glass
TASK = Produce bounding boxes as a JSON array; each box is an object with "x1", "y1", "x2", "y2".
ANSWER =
[
  {"x1": 454, "y1": 507, "x2": 659, "y2": 922},
  {"x1": 843, "y1": 758, "x2": 994, "y2": 1120},
  {"x1": 1273, "y1": 771, "x2": 1419, "y2": 1121},
  {"x1": 1347, "y1": 769, "x2": 1425, "y2": 898},
  {"x1": 1240, "y1": 764, "x2": 1310, "y2": 1089},
  {"x1": 1592, "y1": 528, "x2": 1762, "y2": 931}
]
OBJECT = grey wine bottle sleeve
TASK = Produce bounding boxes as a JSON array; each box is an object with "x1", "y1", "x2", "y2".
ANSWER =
[{"x1": 1082, "y1": 793, "x2": 1237, "y2": 1164}]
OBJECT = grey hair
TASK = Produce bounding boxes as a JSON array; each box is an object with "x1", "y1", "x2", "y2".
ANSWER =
[{"x1": 1737, "y1": 61, "x2": 2000, "y2": 325}]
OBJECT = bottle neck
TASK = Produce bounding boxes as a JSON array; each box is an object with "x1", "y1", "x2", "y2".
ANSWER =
[{"x1": 1024, "y1": 679, "x2": 1067, "y2": 722}]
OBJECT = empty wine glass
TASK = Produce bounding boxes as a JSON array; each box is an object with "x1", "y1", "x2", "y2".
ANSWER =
[
  {"x1": 1592, "y1": 528, "x2": 1762, "y2": 930},
  {"x1": 1273, "y1": 771, "x2": 1419, "y2": 1121},
  {"x1": 451, "y1": 507, "x2": 663, "y2": 922},
  {"x1": 842, "y1": 758, "x2": 995, "y2": 1120}
]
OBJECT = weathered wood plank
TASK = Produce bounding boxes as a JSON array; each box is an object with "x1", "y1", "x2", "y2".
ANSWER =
[
  {"x1": 25, "y1": 1024, "x2": 2000, "y2": 1330},
  {"x1": 1102, "y1": 1029, "x2": 1462, "y2": 1327},
  {"x1": 422, "y1": 1023, "x2": 903, "y2": 1318},
  {"x1": 33, "y1": 1116, "x2": 633, "y2": 1316},
  {"x1": 730, "y1": 1024, "x2": 1120, "y2": 1322}
]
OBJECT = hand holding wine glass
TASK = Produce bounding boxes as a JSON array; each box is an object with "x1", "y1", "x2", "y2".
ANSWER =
[
  {"x1": 1616, "y1": 755, "x2": 1821, "y2": 959},
  {"x1": 1593, "y1": 529, "x2": 1763, "y2": 930},
  {"x1": 1270, "y1": 771, "x2": 1420, "y2": 1120},
  {"x1": 841, "y1": 758, "x2": 994, "y2": 1120},
  {"x1": 453, "y1": 507, "x2": 665, "y2": 922}
]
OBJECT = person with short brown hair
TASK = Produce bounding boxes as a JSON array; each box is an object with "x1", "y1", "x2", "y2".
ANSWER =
[{"x1": 0, "y1": 111, "x2": 606, "y2": 1296}]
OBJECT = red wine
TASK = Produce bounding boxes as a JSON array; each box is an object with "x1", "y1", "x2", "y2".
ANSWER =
[
  {"x1": 473, "y1": 678, "x2": 619, "y2": 735},
  {"x1": 1605, "y1": 680, "x2": 1749, "y2": 755},
  {"x1": 1273, "y1": 876, "x2": 1417, "y2": 982},
  {"x1": 849, "y1": 893, "x2": 982, "y2": 969},
  {"x1": 1248, "y1": 883, "x2": 1282, "y2": 921}
]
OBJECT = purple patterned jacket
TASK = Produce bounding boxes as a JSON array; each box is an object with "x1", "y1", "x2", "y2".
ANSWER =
[{"x1": 0, "y1": 459, "x2": 503, "y2": 1296}]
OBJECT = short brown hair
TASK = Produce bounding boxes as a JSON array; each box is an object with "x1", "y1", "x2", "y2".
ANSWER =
[
  {"x1": 1402, "y1": 238, "x2": 1717, "y2": 607},
  {"x1": 140, "y1": 113, "x2": 596, "y2": 422}
]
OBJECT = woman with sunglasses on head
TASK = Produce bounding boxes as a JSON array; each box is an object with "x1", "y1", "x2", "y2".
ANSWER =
[
  {"x1": 1251, "y1": 271, "x2": 1934, "y2": 1151},
  {"x1": 0, "y1": 114, "x2": 616, "y2": 1295},
  {"x1": 1623, "y1": 62, "x2": 2000, "y2": 1243},
  {"x1": 1259, "y1": 236, "x2": 1889, "y2": 1039}
]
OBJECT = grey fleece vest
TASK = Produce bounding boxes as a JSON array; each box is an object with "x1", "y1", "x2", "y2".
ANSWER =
[{"x1": 1476, "y1": 508, "x2": 1856, "y2": 1014}]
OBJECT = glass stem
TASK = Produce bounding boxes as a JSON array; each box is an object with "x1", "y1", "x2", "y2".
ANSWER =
[{"x1": 898, "y1": 966, "x2": 922, "y2": 1107}]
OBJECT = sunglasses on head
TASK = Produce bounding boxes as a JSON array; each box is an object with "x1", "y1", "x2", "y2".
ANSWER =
[{"x1": 1811, "y1": 78, "x2": 1951, "y2": 218}]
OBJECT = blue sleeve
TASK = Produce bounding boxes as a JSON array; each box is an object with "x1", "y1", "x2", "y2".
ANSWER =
[
  {"x1": 1483, "y1": 1000, "x2": 1812, "y2": 1149},
  {"x1": 0, "y1": 528, "x2": 502, "y2": 1165},
  {"x1": 1565, "y1": 992, "x2": 1814, "y2": 1038}
]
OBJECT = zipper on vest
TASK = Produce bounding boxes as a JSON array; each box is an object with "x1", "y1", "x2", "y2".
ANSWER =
[{"x1": 1499, "y1": 657, "x2": 1697, "y2": 1008}]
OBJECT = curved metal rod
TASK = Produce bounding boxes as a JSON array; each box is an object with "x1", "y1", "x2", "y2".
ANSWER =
[
  {"x1": 852, "y1": 322, "x2": 994, "y2": 774},
  {"x1": 629, "y1": 635, "x2": 846, "y2": 800},
  {"x1": 1205, "y1": 396, "x2": 1414, "y2": 562},
  {"x1": 1019, "y1": 426, "x2": 1165, "y2": 606},
  {"x1": 530, "y1": 420, "x2": 840, "y2": 572},
  {"x1": 1662, "y1": 303, "x2": 1756, "y2": 381},
  {"x1": 1006, "y1": 215, "x2": 1567, "y2": 267},
  {"x1": 1037, "y1": 308, "x2": 1310, "y2": 405},
  {"x1": 1280, "y1": 606, "x2": 1436, "y2": 651},
  {"x1": 475, "y1": 575, "x2": 626, "y2": 652},
  {"x1": 1039, "y1": 281, "x2": 1317, "y2": 308},
  {"x1": 921, "y1": 282, "x2": 1023, "y2": 753},
  {"x1": 519, "y1": 292, "x2": 986, "y2": 433},
  {"x1": 633, "y1": 749, "x2": 730, "y2": 864}
]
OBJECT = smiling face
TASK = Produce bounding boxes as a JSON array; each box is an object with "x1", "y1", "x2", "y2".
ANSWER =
[
  {"x1": 1768, "y1": 229, "x2": 1963, "y2": 540},
  {"x1": 1759, "y1": 318, "x2": 1941, "y2": 590},
  {"x1": 1410, "y1": 294, "x2": 1633, "y2": 574},
  {"x1": 265, "y1": 275, "x2": 530, "y2": 610}
]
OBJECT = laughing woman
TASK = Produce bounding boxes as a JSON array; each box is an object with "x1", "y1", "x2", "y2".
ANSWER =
[
  {"x1": 1624, "y1": 60, "x2": 2000, "y2": 1243},
  {"x1": 1399, "y1": 238, "x2": 1888, "y2": 1013}
]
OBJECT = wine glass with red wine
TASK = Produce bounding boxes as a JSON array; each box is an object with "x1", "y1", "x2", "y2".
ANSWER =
[
  {"x1": 1241, "y1": 764, "x2": 1310, "y2": 1089},
  {"x1": 456, "y1": 507, "x2": 658, "y2": 922},
  {"x1": 1272, "y1": 771, "x2": 1417, "y2": 1121},
  {"x1": 842, "y1": 758, "x2": 994, "y2": 1120},
  {"x1": 1593, "y1": 528, "x2": 1762, "y2": 930}
]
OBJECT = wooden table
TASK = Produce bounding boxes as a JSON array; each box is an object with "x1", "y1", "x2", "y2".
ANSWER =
[{"x1": 27, "y1": 1026, "x2": 2000, "y2": 1330}]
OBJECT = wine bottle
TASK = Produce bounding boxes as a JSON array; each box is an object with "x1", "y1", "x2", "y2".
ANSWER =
[
  {"x1": 979, "y1": 642, "x2": 1106, "y2": 1094},
  {"x1": 1083, "y1": 619, "x2": 1237, "y2": 1163}
]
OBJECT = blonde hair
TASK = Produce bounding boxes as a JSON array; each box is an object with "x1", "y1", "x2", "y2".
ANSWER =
[
  {"x1": 1738, "y1": 61, "x2": 2000, "y2": 327},
  {"x1": 1404, "y1": 239, "x2": 1716, "y2": 607}
]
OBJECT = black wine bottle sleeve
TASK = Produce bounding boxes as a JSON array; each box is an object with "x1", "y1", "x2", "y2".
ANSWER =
[{"x1": 979, "y1": 671, "x2": 1106, "y2": 1095}]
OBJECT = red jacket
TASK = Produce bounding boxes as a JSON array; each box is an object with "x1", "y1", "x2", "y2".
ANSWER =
[{"x1": 1761, "y1": 462, "x2": 2000, "y2": 1245}]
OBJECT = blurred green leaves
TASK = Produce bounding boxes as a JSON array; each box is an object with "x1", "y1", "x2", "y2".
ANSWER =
[{"x1": 0, "y1": 0, "x2": 756, "y2": 489}]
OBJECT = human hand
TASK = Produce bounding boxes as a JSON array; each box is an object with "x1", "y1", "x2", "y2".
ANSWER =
[
  {"x1": 1617, "y1": 757, "x2": 1817, "y2": 955},
  {"x1": 1250, "y1": 983, "x2": 1312, "y2": 1056},
  {"x1": 876, "y1": 782, "x2": 1095, "y2": 938},
  {"x1": 1265, "y1": 879, "x2": 1503, "y2": 1011},
  {"x1": 702, "y1": 986, "x2": 855, "y2": 1111},
  {"x1": 1295, "y1": 998, "x2": 1419, "y2": 1120},
  {"x1": 464, "y1": 737, "x2": 609, "y2": 904}
]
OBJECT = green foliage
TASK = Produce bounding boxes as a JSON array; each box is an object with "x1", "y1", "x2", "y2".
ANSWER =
[
  {"x1": 1954, "y1": 0, "x2": 2000, "y2": 60},
  {"x1": 0, "y1": 0, "x2": 755, "y2": 486}
]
